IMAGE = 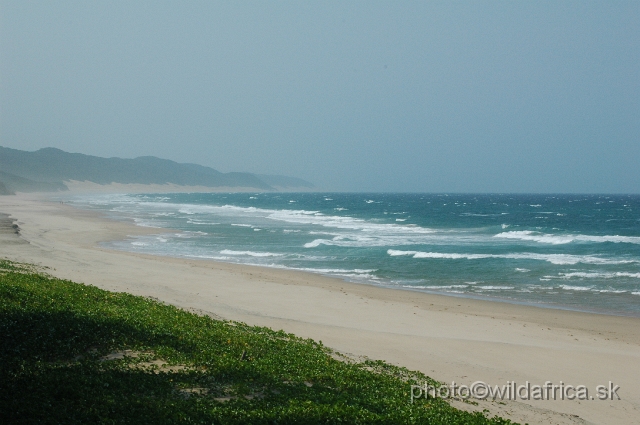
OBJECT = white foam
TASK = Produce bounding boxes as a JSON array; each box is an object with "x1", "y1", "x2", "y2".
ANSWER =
[
  {"x1": 556, "y1": 272, "x2": 640, "y2": 279},
  {"x1": 559, "y1": 285, "x2": 593, "y2": 292},
  {"x1": 308, "y1": 268, "x2": 375, "y2": 274},
  {"x1": 388, "y1": 250, "x2": 488, "y2": 260},
  {"x1": 132, "y1": 218, "x2": 162, "y2": 228},
  {"x1": 494, "y1": 230, "x2": 640, "y2": 245},
  {"x1": 262, "y1": 265, "x2": 376, "y2": 275},
  {"x1": 94, "y1": 198, "x2": 442, "y2": 248},
  {"x1": 219, "y1": 250, "x2": 283, "y2": 257},
  {"x1": 413, "y1": 252, "x2": 490, "y2": 259},
  {"x1": 304, "y1": 239, "x2": 325, "y2": 248},
  {"x1": 187, "y1": 219, "x2": 219, "y2": 225},
  {"x1": 265, "y1": 207, "x2": 435, "y2": 235},
  {"x1": 494, "y1": 231, "x2": 573, "y2": 244},
  {"x1": 509, "y1": 253, "x2": 630, "y2": 265},
  {"x1": 188, "y1": 255, "x2": 232, "y2": 261},
  {"x1": 632, "y1": 292, "x2": 640, "y2": 296},
  {"x1": 304, "y1": 230, "x2": 442, "y2": 248},
  {"x1": 415, "y1": 285, "x2": 469, "y2": 289},
  {"x1": 174, "y1": 231, "x2": 207, "y2": 237},
  {"x1": 388, "y1": 250, "x2": 417, "y2": 256},
  {"x1": 585, "y1": 235, "x2": 640, "y2": 244},
  {"x1": 332, "y1": 273, "x2": 379, "y2": 280},
  {"x1": 386, "y1": 250, "x2": 634, "y2": 265},
  {"x1": 477, "y1": 285, "x2": 515, "y2": 290},
  {"x1": 515, "y1": 268, "x2": 530, "y2": 272}
]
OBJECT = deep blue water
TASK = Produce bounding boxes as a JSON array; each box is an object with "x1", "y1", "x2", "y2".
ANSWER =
[{"x1": 68, "y1": 193, "x2": 640, "y2": 316}]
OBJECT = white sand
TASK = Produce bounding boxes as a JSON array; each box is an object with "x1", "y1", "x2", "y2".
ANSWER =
[{"x1": 1, "y1": 193, "x2": 639, "y2": 425}]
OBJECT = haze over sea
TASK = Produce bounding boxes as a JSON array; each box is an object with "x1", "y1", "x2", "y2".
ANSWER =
[{"x1": 69, "y1": 192, "x2": 640, "y2": 316}]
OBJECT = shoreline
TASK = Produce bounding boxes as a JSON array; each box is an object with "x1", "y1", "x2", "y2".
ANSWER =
[
  {"x1": 56, "y1": 189, "x2": 640, "y2": 318},
  {"x1": 98, "y1": 245, "x2": 640, "y2": 319},
  {"x1": 63, "y1": 191, "x2": 640, "y2": 320},
  {"x1": 100, "y1": 236, "x2": 640, "y2": 321},
  {"x1": 1, "y1": 192, "x2": 639, "y2": 424}
]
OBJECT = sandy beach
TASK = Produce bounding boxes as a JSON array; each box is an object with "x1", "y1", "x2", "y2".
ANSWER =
[{"x1": 1, "y1": 192, "x2": 639, "y2": 425}]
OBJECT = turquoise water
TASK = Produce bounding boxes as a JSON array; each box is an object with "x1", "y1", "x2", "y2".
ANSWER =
[{"x1": 68, "y1": 193, "x2": 640, "y2": 316}]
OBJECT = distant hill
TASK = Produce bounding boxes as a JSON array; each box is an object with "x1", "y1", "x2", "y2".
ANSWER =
[
  {"x1": 0, "y1": 147, "x2": 314, "y2": 192},
  {"x1": 257, "y1": 174, "x2": 315, "y2": 190},
  {"x1": 0, "y1": 170, "x2": 67, "y2": 194},
  {"x1": 0, "y1": 181, "x2": 14, "y2": 195}
]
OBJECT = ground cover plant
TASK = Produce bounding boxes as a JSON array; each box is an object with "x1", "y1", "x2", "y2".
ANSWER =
[{"x1": 0, "y1": 259, "x2": 515, "y2": 424}]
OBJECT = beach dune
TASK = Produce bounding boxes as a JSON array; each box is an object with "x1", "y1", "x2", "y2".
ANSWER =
[{"x1": 1, "y1": 193, "x2": 639, "y2": 425}]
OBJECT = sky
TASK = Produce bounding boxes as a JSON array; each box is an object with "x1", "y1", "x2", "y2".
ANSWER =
[{"x1": 1, "y1": 1, "x2": 638, "y2": 192}]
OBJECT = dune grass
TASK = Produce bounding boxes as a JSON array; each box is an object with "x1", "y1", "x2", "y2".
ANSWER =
[{"x1": 0, "y1": 259, "x2": 514, "y2": 424}]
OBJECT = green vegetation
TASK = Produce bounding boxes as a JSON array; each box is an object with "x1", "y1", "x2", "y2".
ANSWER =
[{"x1": 0, "y1": 260, "x2": 513, "y2": 424}]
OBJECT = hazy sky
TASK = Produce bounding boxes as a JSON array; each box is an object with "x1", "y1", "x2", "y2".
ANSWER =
[{"x1": 1, "y1": 1, "x2": 638, "y2": 192}]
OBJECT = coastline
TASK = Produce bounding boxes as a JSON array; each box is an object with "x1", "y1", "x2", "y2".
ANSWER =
[{"x1": 1, "y1": 192, "x2": 639, "y2": 424}]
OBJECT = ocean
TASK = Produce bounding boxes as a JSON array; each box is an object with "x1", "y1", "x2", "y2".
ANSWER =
[{"x1": 67, "y1": 192, "x2": 640, "y2": 316}]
